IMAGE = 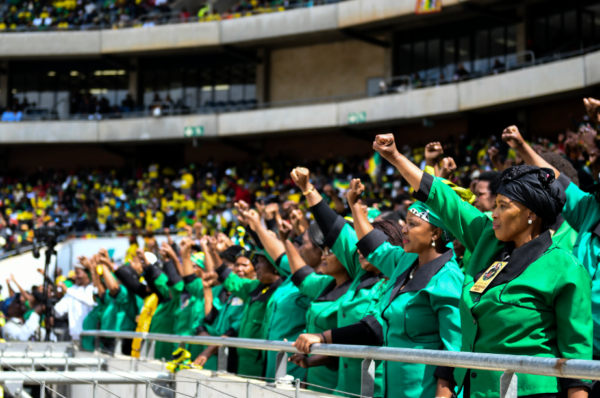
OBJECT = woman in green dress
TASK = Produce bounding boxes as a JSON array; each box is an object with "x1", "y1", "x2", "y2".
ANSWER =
[
  {"x1": 369, "y1": 133, "x2": 592, "y2": 398},
  {"x1": 278, "y1": 219, "x2": 351, "y2": 393},
  {"x1": 286, "y1": 167, "x2": 404, "y2": 397},
  {"x1": 208, "y1": 243, "x2": 282, "y2": 377},
  {"x1": 291, "y1": 167, "x2": 463, "y2": 398}
]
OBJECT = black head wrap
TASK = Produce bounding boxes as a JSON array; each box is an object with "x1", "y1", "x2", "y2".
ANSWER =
[
  {"x1": 307, "y1": 223, "x2": 325, "y2": 250},
  {"x1": 496, "y1": 165, "x2": 566, "y2": 226},
  {"x1": 219, "y1": 245, "x2": 243, "y2": 264}
]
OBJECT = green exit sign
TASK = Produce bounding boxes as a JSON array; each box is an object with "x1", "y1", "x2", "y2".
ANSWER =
[
  {"x1": 348, "y1": 111, "x2": 366, "y2": 124},
  {"x1": 184, "y1": 126, "x2": 204, "y2": 137}
]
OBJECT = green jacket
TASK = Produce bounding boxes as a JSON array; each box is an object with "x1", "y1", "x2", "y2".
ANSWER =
[
  {"x1": 361, "y1": 232, "x2": 463, "y2": 398},
  {"x1": 176, "y1": 275, "x2": 207, "y2": 358},
  {"x1": 556, "y1": 174, "x2": 600, "y2": 356},
  {"x1": 293, "y1": 266, "x2": 351, "y2": 393},
  {"x1": 549, "y1": 215, "x2": 577, "y2": 252},
  {"x1": 309, "y1": 201, "x2": 388, "y2": 397},
  {"x1": 99, "y1": 285, "x2": 143, "y2": 351},
  {"x1": 263, "y1": 253, "x2": 311, "y2": 381},
  {"x1": 81, "y1": 296, "x2": 105, "y2": 352},
  {"x1": 217, "y1": 264, "x2": 283, "y2": 377},
  {"x1": 199, "y1": 284, "x2": 245, "y2": 371},
  {"x1": 149, "y1": 274, "x2": 184, "y2": 360},
  {"x1": 416, "y1": 173, "x2": 593, "y2": 397}
]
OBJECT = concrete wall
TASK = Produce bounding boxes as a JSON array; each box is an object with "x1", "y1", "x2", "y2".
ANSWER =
[
  {"x1": 0, "y1": 0, "x2": 461, "y2": 57},
  {"x1": 1, "y1": 50, "x2": 599, "y2": 143},
  {"x1": 269, "y1": 39, "x2": 385, "y2": 102}
]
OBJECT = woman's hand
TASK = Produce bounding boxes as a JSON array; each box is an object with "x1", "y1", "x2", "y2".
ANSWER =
[
  {"x1": 235, "y1": 201, "x2": 250, "y2": 225},
  {"x1": 278, "y1": 220, "x2": 293, "y2": 241},
  {"x1": 584, "y1": 97, "x2": 600, "y2": 124},
  {"x1": 129, "y1": 254, "x2": 144, "y2": 275},
  {"x1": 292, "y1": 333, "x2": 323, "y2": 354},
  {"x1": 288, "y1": 353, "x2": 310, "y2": 368},
  {"x1": 179, "y1": 237, "x2": 193, "y2": 258},
  {"x1": 439, "y1": 157, "x2": 457, "y2": 179},
  {"x1": 290, "y1": 167, "x2": 311, "y2": 192},
  {"x1": 193, "y1": 351, "x2": 211, "y2": 368},
  {"x1": 347, "y1": 179, "x2": 365, "y2": 207},
  {"x1": 264, "y1": 203, "x2": 279, "y2": 221},
  {"x1": 502, "y1": 126, "x2": 525, "y2": 148},
  {"x1": 243, "y1": 209, "x2": 262, "y2": 230},
  {"x1": 425, "y1": 142, "x2": 443, "y2": 166},
  {"x1": 160, "y1": 241, "x2": 177, "y2": 261},
  {"x1": 201, "y1": 271, "x2": 218, "y2": 288},
  {"x1": 372, "y1": 134, "x2": 399, "y2": 162}
]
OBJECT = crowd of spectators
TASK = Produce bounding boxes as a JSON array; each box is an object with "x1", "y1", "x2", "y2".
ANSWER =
[
  {"x1": 0, "y1": 0, "x2": 334, "y2": 31},
  {"x1": 0, "y1": 97, "x2": 599, "y2": 398}
]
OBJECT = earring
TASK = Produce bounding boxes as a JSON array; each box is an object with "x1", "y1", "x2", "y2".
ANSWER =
[
  {"x1": 431, "y1": 239, "x2": 436, "y2": 247},
  {"x1": 528, "y1": 220, "x2": 532, "y2": 225}
]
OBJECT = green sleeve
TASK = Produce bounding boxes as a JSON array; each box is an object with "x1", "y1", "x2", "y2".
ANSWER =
[
  {"x1": 554, "y1": 257, "x2": 593, "y2": 361},
  {"x1": 264, "y1": 252, "x2": 291, "y2": 277},
  {"x1": 185, "y1": 277, "x2": 204, "y2": 299},
  {"x1": 223, "y1": 273, "x2": 261, "y2": 302},
  {"x1": 365, "y1": 241, "x2": 413, "y2": 278},
  {"x1": 153, "y1": 273, "x2": 170, "y2": 298},
  {"x1": 429, "y1": 267, "x2": 463, "y2": 353},
  {"x1": 562, "y1": 181, "x2": 597, "y2": 233},
  {"x1": 331, "y1": 223, "x2": 362, "y2": 280},
  {"x1": 169, "y1": 280, "x2": 184, "y2": 299},
  {"x1": 423, "y1": 176, "x2": 491, "y2": 254},
  {"x1": 298, "y1": 272, "x2": 335, "y2": 300},
  {"x1": 114, "y1": 284, "x2": 129, "y2": 305}
]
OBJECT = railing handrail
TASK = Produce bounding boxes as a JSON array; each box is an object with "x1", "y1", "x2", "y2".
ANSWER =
[{"x1": 81, "y1": 330, "x2": 600, "y2": 381}]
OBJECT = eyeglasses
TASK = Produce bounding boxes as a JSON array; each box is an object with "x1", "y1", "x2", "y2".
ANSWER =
[{"x1": 322, "y1": 248, "x2": 333, "y2": 256}]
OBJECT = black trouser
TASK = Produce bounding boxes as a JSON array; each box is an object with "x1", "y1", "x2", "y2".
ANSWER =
[{"x1": 101, "y1": 338, "x2": 133, "y2": 356}]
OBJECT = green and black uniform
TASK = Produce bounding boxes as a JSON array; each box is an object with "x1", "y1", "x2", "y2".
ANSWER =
[
  {"x1": 143, "y1": 261, "x2": 185, "y2": 360},
  {"x1": 81, "y1": 295, "x2": 106, "y2": 352},
  {"x1": 555, "y1": 173, "x2": 600, "y2": 358},
  {"x1": 215, "y1": 263, "x2": 283, "y2": 377},
  {"x1": 175, "y1": 273, "x2": 206, "y2": 357},
  {"x1": 292, "y1": 265, "x2": 351, "y2": 392},
  {"x1": 415, "y1": 173, "x2": 593, "y2": 397},
  {"x1": 310, "y1": 200, "x2": 388, "y2": 397},
  {"x1": 195, "y1": 284, "x2": 244, "y2": 371},
  {"x1": 99, "y1": 272, "x2": 143, "y2": 354},
  {"x1": 262, "y1": 252, "x2": 311, "y2": 380}
]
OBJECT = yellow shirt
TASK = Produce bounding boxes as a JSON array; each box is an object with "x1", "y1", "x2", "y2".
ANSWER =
[
  {"x1": 97, "y1": 205, "x2": 111, "y2": 224},
  {"x1": 181, "y1": 173, "x2": 194, "y2": 189}
]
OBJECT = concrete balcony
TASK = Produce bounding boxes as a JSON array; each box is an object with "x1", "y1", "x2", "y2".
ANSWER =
[
  {"x1": 0, "y1": 0, "x2": 461, "y2": 57},
  {"x1": 2, "y1": 49, "x2": 598, "y2": 144}
]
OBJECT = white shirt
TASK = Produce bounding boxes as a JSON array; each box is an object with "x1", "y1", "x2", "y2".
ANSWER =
[
  {"x1": 54, "y1": 284, "x2": 95, "y2": 340},
  {"x1": 3, "y1": 313, "x2": 41, "y2": 341}
]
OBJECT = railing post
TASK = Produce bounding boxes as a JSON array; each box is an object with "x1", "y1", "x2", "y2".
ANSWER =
[
  {"x1": 94, "y1": 336, "x2": 100, "y2": 354},
  {"x1": 146, "y1": 340, "x2": 156, "y2": 360},
  {"x1": 500, "y1": 371, "x2": 518, "y2": 398},
  {"x1": 146, "y1": 381, "x2": 152, "y2": 398},
  {"x1": 274, "y1": 351, "x2": 288, "y2": 380},
  {"x1": 217, "y1": 346, "x2": 228, "y2": 372},
  {"x1": 361, "y1": 358, "x2": 375, "y2": 397},
  {"x1": 114, "y1": 338, "x2": 122, "y2": 356},
  {"x1": 246, "y1": 380, "x2": 250, "y2": 398},
  {"x1": 196, "y1": 380, "x2": 201, "y2": 398},
  {"x1": 295, "y1": 378, "x2": 300, "y2": 398},
  {"x1": 93, "y1": 381, "x2": 99, "y2": 398},
  {"x1": 40, "y1": 382, "x2": 45, "y2": 398}
]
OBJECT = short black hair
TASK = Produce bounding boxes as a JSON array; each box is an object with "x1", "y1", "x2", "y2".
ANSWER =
[
  {"x1": 539, "y1": 152, "x2": 579, "y2": 187},
  {"x1": 478, "y1": 171, "x2": 502, "y2": 194}
]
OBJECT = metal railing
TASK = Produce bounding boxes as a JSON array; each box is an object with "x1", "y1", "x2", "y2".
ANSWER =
[{"x1": 81, "y1": 330, "x2": 600, "y2": 398}]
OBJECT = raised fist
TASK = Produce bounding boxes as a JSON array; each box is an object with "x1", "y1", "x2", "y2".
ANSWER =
[
  {"x1": 290, "y1": 167, "x2": 311, "y2": 192},
  {"x1": 502, "y1": 126, "x2": 525, "y2": 149},
  {"x1": 347, "y1": 179, "x2": 365, "y2": 207}
]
